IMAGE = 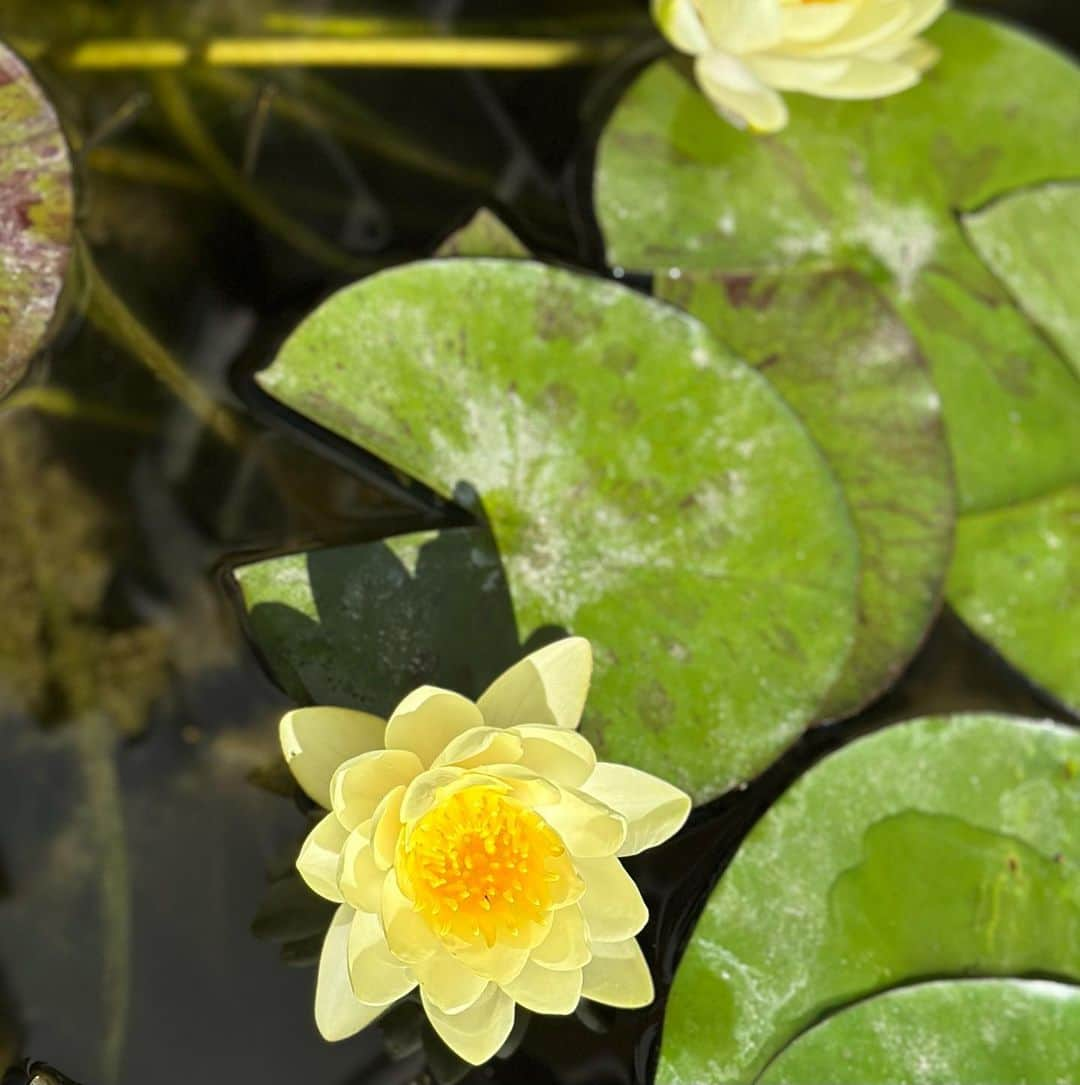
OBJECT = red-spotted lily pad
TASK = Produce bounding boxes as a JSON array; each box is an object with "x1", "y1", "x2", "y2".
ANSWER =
[
  {"x1": 595, "y1": 10, "x2": 1080, "y2": 717},
  {"x1": 0, "y1": 42, "x2": 73, "y2": 397}
]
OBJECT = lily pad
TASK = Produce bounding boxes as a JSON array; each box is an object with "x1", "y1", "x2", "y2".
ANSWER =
[
  {"x1": 253, "y1": 258, "x2": 859, "y2": 802},
  {"x1": 963, "y1": 183, "x2": 1080, "y2": 379},
  {"x1": 656, "y1": 269, "x2": 953, "y2": 720},
  {"x1": 234, "y1": 525, "x2": 527, "y2": 716},
  {"x1": 658, "y1": 714, "x2": 1080, "y2": 1085},
  {"x1": 594, "y1": 12, "x2": 1080, "y2": 518},
  {"x1": 758, "y1": 979, "x2": 1080, "y2": 1085},
  {"x1": 434, "y1": 208, "x2": 529, "y2": 260},
  {"x1": 0, "y1": 42, "x2": 74, "y2": 397},
  {"x1": 947, "y1": 486, "x2": 1079, "y2": 715}
]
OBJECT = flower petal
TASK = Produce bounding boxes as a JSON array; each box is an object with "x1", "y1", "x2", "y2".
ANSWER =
[
  {"x1": 416, "y1": 950, "x2": 489, "y2": 1014},
  {"x1": 330, "y1": 749, "x2": 423, "y2": 830},
  {"x1": 371, "y1": 784, "x2": 405, "y2": 871},
  {"x1": 577, "y1": 856, "x2": 649, "y2": 942},
  {"x1": 384, "y1": 686, "x2": 485, "y2": 767},
  {"x1": 512, "y1": 724, "x2": 597, "y2": 788},
  {"x1": 581, "y1": 937, "x2": 655, "y2": 1009},
  {"x1": 482, "y1": 763, "x2": 562, "y2": 808},
  {"x1": 503, "y1": 959, "x2": 583, "y2": 1016},
  {"x1": 382, "y1": 870, "x2": 441, "y2": 965},
  {"x1": 652, "y1": 0, "x2": 712, "y2": 54},
  {"x1": 700, "y1": 0, "x2": 783, "y2": 54},
  {"x1": 580, "y1": 762, "x2": 691, "y2": 856},
  {"x1": 792, "y1": 0, "x2": 911, "y2": 58},
  {"x1": 539, "y1": 788, "x2": 627, "y2": 859},
  {"x1": 421, "y1": 983, "x2": 516, "y2": 1066},
  {"x1": 399, "y1": 766, "x2": 497, "y2": 823},
  {"x1": 315, "y1": 904, "x2": 386, "y2": 1040},
  {"x1": 781, "y1": 1, "x2": 856, "y2": 43},
  {"x1": 695, "y1": 51, "x2": 789, "y2": 132},
  {"x1": 433, "y1": 726, "x2": 524, "y2": 770},
  {"x1": 280, "y1": 707, "x2": 385, "y2": 809},
  {"x1": 745, "y1": 53, "x2": 852, "y2": 92},
  {"x1": 338, "y1": 831, "x2": 384, "y2": 912},
  {"x1": 296, "y1": 812, "x2": 349, "y2": 903},
  {"x1": 806, "y1": 55, "x2": 921, "y2": 99},
  {"x1": 891, "y1": 0, "x2": 946, "y2": 38},
  {"x1": 532, "y1": 904, "x2": 591, "y2": 971},
  {"x1": 347, "y1": 907, "x2": 417, "y2": 1005},
  {"x1": 477, "y1": 637, "x2": 593, "y2": 730},
  {"x1": 452, "y1": 938, "x2": 533, "y2": 985}
]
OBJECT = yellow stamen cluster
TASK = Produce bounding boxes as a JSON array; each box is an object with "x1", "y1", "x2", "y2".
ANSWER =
[{"x1": 402, "y1": 786, "x2": 565, "y2": 946}]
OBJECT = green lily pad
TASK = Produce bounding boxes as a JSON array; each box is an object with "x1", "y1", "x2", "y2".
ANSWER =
[
  {"x1": 0, "y1": 42, "x2": 74, "y2": 398},
  {"x1": 434, "y1": 208, "x2": 529, "y2": 260},
  {"x1": 963, "y1": 183, "x2": 1080, "y2": 379},
  {"x1": 758, "y1": 979, "x2": 1080, "y2": 1085},
  {"x1": 946, "y1": 486, "x2": 1079, "y2": 715},
  {"x1": 253, "y1": 258, "x2": 859, "y2": 802},
  {"x1": 659, "y1": 714, "x2": 1080, "y2": 1085},
  {"x1": 594, "y1": 12, "x2": 1080, "y2": 518},
  {"x1": 234, "y1": 525, "x2": 527, "y2": 716},
  {"x1": 656, "y1": 269, "x2": 953, "y2": 720}
]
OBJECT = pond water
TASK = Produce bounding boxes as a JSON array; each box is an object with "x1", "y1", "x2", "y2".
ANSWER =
[{"x1": 0, "y1": 3, "x2": 1076, "y2": 1084}]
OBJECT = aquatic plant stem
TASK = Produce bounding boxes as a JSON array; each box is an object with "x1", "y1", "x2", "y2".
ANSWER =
[
  {"x1": 17, "y1": 35, "x2": 627, "y2": 70},
  {"x1": 0, "y1": 434, "x2": 132, "y2": 1085},
  {"x1": 77, "y1": 712, "x2": 131, "y2": 1085},
  {"x1": 1, "y1": 386, "x2": 158, "y2": 433},
  {"x1": 194, "y1": 67, "x2": 488, "y2": 194},
  {"x1": 149, "y1": 69, "x2": 374, "y2": 275},
  {"x1": 77, "y1": 241, "x2": 244, "y2": 447},
  {"x1": 260, "y1": 12, "x2": 651, "y2": 38}
]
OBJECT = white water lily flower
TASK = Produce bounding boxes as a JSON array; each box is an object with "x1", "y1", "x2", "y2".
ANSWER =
[
  {"x1": 653, "y1": 0, "x2": 946, "y2": 132},
  {"x1": 280, "y1": 637, "x2": 691, "y2": 1065}
]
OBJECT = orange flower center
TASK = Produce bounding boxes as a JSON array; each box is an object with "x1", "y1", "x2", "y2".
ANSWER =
[{"x1": 401, "y1": 786, "x2": 565, "y2": 946}]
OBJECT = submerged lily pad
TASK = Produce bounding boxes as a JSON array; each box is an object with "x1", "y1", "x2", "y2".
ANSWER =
[
  {"x1": 659, "y1": 714, "x2": 1080, "y2": 1085},
  {"x1": 0, "y1": 42, "x2": 74, "y2": 397},
  {"x1": 758, "y1": 979, "x2": 1080, "y2": 1085},
  {"x1": 947, "y1": 486, "x2": 1079, "y2": 715},
  {"x1": 595, "y1": 12, "x2": 1080, "y2": 518},
  {"x1": 963, "y1": 183, "x2": 1080, "y2": 379},
  {"x1": 253, "y1": 258, "x2": 859, "y2": 802},
  {"x1": 657, "y1": 269, "x2": 953, "y2": 720}
]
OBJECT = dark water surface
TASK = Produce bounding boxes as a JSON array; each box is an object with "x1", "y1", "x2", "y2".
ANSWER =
[{"x1": 0, "y1": 3, "x2": 1076, "y2": 1084}]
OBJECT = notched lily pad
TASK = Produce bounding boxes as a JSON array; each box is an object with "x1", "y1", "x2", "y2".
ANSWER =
[
  {"x1": 657, "y1": 268, "x2": 954, "y2": 720},
  {"x1": 252, "y1": 258, "x2": 859, "y2": 802},
  {"x1": 758, "y1": 979, "x2": 1080, "y2": 1085},
  {"x1": 0, "y1": 42, "x2": 74, "y2": 397},
  {"x1": 659, "y1": 714, "x2": 1080, "y2": 1085}
]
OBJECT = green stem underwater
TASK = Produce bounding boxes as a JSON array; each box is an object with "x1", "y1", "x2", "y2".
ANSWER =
[{"x1": 16, "y1": 34, "x2": 630, "y2": 71}]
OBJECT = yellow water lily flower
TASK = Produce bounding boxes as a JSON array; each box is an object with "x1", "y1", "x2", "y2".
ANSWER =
[
  {"x1": 280, "y1": 637, "x2": 691, "y2": 1065},
  {"x1": 653, "y1": 0, "x2": 946, "y2": 132}
]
